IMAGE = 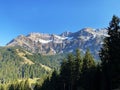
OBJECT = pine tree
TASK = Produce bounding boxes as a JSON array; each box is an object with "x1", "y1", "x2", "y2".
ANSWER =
[
  {"x1": 67, "y1": 53, "x2": 76, "y2": 90},
  {"x1": 19, "y1": 81, "x2": 25, "y2": 90},
  {"x1": 100, "y1": 15, "x2": 120, "y2": 89},
  {"x1": 75, "y1": 49, "x2": 83, "y2": 79},
  {"x1": 60, "y1": 53, "x2": 75, "y2": 90},
  {"x1": 24, "y1": 79, "x2": 32, "y2": 90},
  {"x1": 0, "y1": 85, "x2": 5, "y2": 90},
  {"x1": 81, "y1": 49, "x2": 96, "y2": 90},
  {"x1": 49, "y1": 70, "x2": 59, "y2": 90},
  {"x1": 82, "y1": 49, "x2": 95, "y2": 71},
  {"x1": 72, "y1": 49, "x2": 83, "y2": 90},
  {"x1": 8, "y1": 84, "x2": 14, "y2": 90}
]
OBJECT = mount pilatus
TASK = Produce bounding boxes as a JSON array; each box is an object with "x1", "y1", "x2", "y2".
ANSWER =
[{"x1": 7, "y1": 28, "x2": 108, "y2": 59}]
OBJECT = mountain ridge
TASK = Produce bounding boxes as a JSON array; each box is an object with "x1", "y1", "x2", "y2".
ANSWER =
[{"x1": 6, "y1": 28, "x2": 108, "y2": 59}]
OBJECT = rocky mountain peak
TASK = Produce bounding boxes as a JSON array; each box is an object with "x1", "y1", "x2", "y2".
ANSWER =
[
  {"x1": 60, "y1": 31, "x2": 72, "y2": 37},
  {"x1": 6, "y1": 28, "x2": 107, "y2": 59}
]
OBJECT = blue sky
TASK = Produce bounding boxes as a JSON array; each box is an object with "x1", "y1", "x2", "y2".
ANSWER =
[{"x1": 0, "y1": 0, "x2": 120, "y2": 46}]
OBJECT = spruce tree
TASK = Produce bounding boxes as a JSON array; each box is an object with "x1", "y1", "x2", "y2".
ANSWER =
[
  {"x1": 19, "y1": 81, "x2": 25, "y2": 90},
  {"x1": 60, "y1": 53, "x2": 75, "y2": 90},
  {"x1": 100, "y1": 15, "x2": 120, "y2": 89},
  {"x1": 82, "y1": 49, "x2": 95, "y2": 71},
  {"x1": 24, "y1": 79, "x2": 32, "y2": 90},
  {"x1": 68, "y1": 53, "x2": 75, "y2": 90},
  {"x1": 80, "y1": 49, "x2": 96, "y2": 90},
  {"x1": 75, "y1": 49, "x2": 83, "y2": 79},
  {"x1": 73, "y1": 49, "x2": 83, "y2": 90},
  {"x1": 49, "y1": 70, "x2": 59, "y2": 90}
]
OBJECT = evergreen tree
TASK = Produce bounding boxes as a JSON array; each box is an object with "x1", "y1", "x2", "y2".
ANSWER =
[
  {"x1": 49, "y1": 70, "x2": 59, "y2": 90},
  {"x1": 0, "y1": 85, "x2": 5, "y2": 90},
  {"x1": 8, "y1": 84, "x2": 15, "y2": 90},
  {"x1": 24, "y1": 79, "x2": 32, "y2": 90},
  {"x1": 81, "y1": 49, "x2": 96, "y2": 90},
  {"x1": 34, "y1": 83, "x2": 41, "y2": 90},
  {"x1": 82, "y1": 49, "x2": 95, "y2": 71},
  {"x1": 19, "y1": 81, "x2": 25, "y2": 90},
  {"x1": 100, "y1": 15, "x2": 120, "y2": 89},
  {"x1": 36, "y1": 49, "x2": 99, "y2": 90},
  {"x1": 60, "y1": 53, "x2": 75, "y2": 90},
  {"x1": 60, "y1": 50, "x2": 83, "y2": 90},
  {"x1": 75, "y1": 49, "x2": 83, "y2": 80},
  {"x1": 67, "y1": 53, "x2": 75, "y2": 90},
  {"x1": 73, "y1": 49, "x2": 83, "y2": 90},
  {"x1": 39, "y1": 77, "x2": 50, "y2": 90}
]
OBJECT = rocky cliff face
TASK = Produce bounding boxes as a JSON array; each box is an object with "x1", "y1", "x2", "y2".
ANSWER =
[{"x1": 7, "y1": 28, "x2": 108, "y2": 59}]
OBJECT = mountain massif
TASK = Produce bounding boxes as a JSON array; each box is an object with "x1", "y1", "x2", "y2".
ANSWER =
[
  {"x1": 7, "y1": 28, "x2": 108, "y2": 59},
  {"x1": 0, "y1": 27, "x2": 108, "y2": 89}
]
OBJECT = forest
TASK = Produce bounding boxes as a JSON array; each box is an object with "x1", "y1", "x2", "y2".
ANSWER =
[{"x1": 0, "y1": 15, "x2": 120, "y2": 90}]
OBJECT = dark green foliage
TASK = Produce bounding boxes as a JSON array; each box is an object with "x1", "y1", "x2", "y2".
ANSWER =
[
  {"x1": 82, "y1": 49, "x2": 95, "y2": 71},
  {"x1": 8, "y1": 84, "x2": 15, "y2": 90},
  {"x1": 100, "y1": 15, "x2": 120, "y2": 89},
  {"x1": 34, "y1": 15, "x2": 120, "y2": 90},
  {"x1": 79, "y1": 49, "x2": 96, "y2": 90},
  {"x1": 60, "y1": 53, "x2": 76, "y2": 90},
  {"x1": 37, "y1": 70, "x2": 59, "y2": 90},
  {"x1": 38, "y1": 49, "x2": 97, "y2": 90},
  {"x1": 74, "y1": 49, "x2": 82, "y2": 81}
]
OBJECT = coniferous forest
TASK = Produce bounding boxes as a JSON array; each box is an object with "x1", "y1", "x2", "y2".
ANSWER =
[{"x1": 0, "y1": 15, "x2": 120, "y2": 90}]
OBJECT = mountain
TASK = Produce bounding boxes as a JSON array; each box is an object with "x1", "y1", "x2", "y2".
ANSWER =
[{"x1": 7, "y1": 28, "x2": 108, "y2": 59}]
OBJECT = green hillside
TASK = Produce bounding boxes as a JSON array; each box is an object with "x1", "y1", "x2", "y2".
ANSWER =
[{"x1": 0, "y1": 46, "x2": 65, "y2": 84}]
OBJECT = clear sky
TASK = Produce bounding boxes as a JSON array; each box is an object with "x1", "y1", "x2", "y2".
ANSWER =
[{"x1": 0, "y1": 0, "x2": 120, "y2": 46}]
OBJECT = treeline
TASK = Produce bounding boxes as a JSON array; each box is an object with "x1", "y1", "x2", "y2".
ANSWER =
[
  {"x1": 34, "y1": 49, "x2": 99, "y2": 90},
  {"x1": 0, "y1": 49, "x2": 98, "y2": 90},
  {"x1": 34, "y1": 15, "x2": 120, "y2": 90}
]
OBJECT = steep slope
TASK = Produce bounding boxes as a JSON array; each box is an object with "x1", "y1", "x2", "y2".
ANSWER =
[
  {"x1": 0, "y1": 47, "x2": 64, "y2": 83},
  {"x1": 16, "y1": 49, "x2": 34, "y2": 65},
  {"x1": 7, "y1": 28, "x2": 107, "y2": 59}
]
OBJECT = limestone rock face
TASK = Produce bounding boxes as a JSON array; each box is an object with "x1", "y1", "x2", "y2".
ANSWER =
[{"x1": 7, "y1": 28, "x2": 108, "y2": 59}]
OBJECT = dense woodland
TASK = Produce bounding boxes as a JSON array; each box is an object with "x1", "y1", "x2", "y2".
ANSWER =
[
  {"x1": 0, "y1": 47, "x2": 66, "y2": 89},
  {"x1": 0, "y1": 15, "x2": 120, "y2": 90}
]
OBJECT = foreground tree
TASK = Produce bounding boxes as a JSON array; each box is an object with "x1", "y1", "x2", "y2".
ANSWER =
[
  {"x1": 60, "y1": 53, "x2": 75, "y2": 90},
  {"x1": 80, "y1": 49, "x2": 96, "y2": 90},
  {"x1": 82, "y1": 49, "x2": 95, "y2": 71},
  {"x1": 35, "y1": 49, "x2": 98, "y2": 90},
  {"x1": 60, "y1": 49, "x2": 87, "y2": 90},
  {"x1": 100, "y1": 15, "x2": 120, "y2": 89}
]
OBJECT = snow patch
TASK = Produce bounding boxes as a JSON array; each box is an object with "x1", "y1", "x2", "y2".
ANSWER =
[
  {"x1": 53, "y1": 40, "x2": 63, "y2": 43},
  {"x1": 54, "y1": 35, "x2": 67, "y2": 40},
  {"x1": 79, "y1": 36, "x2": 90, "y2": 41},
  {"x1": 66, "y1": 37, "x2": 73, "y2": 40},
  {"x1": 38, "y1": 39, "x2": 52, "y2": 44}
]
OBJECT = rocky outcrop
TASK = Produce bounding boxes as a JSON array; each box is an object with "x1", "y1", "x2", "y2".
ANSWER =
[{"x1": 7, "y1": 28, "x2": 108, "y2": 59}]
